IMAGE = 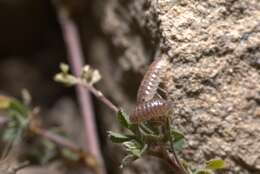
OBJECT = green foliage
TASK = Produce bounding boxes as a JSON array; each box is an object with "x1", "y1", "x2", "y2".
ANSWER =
[
  {"x1": 54, "y1": 63, "x2": 227, "y2": 173},
  {"x1": 117, "y1": 109, "x2": 132, "y2": 129},
  {"x1": 108, "y1": 131, "x2": 132, "y2": 143},
  {"x1": 109, "y1": 109, "x2": 226, "y2": 173},
  {"x1": 193, "y1": 159, "x2": 225, "y2": 174},
  {"x1": 108, "y1": 110, "x2": 151, "y2": 167},
  {"x1": 0, "y1": 95, "x2": 29, "y2": 142},
  {"x1": 0, "y1": 95, "x2": 82, "y2": 165},
  {"x1": 206, "y1": 159, "x2": 225, "y2": 170},
  {"x1": 171, "y1": 129, "x2": 185, "y2": 151}
]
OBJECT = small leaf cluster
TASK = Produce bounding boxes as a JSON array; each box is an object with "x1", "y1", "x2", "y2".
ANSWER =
[
  {"x1": 0, "y1": 95, "x2": 81, "y2": 164},
  {"x1": 109, "y1": 109, "x2": 225, "y2": 173},
  {"x1": 108, "y1": 109, "x2": 185, "y2": 168},
  {"x1": 0, "y1": 95, "x2": 29, "y2": 141}
]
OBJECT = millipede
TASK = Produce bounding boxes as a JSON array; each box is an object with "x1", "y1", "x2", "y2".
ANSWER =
[
  {"x1": 136, "y1": 58, "x2": 169, "y2": 104},
  {"x1": 129, "y1": 99, "x2": 172, "y2": 123}
]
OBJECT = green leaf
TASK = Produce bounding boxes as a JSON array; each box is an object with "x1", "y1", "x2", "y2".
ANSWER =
[
  {"x1": 123, "y1": 140, "x2": 142, "y2": 150},
  {"x1": 170, "y1": 129, "x2": 185, "y2": 151},
  {"x1": 139, "y1": 123, "x2": 155, "y2": 134},
  {"x1": 138, "y1": 124, "x2": 163, "y2": 142},
  {"x1": 117, "y1": 109, "x2": 131, "y2": 128},
  {"x1": 108, "y1": 131, "x2": 132, "y2": 143},
  {"x1": 9, "y1": 109, "x2": 28, "y2": 128},
  {"x1": 129, "y1": 144, "x2": 147, "y2": 158},
  {"x1": 171, "y1": 129, "x2": 185, "y2": 142},
  {"x1": 173, "y1": 138, "x2": 185, "y2": 151},
  {"x1": 123, "y1": 141, "x2": 147, "y2": 158},
  {"x1": 206, "y1": 159, "x2": 225, "y2": 171}
]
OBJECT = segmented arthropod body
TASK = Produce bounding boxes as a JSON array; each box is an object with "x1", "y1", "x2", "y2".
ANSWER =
[
  {"x1": 137, "y1": 58, "x2": 169, "y2": 104},
  {"x1": 130, "y1": 99, "x2": 171, "y2": 123}
]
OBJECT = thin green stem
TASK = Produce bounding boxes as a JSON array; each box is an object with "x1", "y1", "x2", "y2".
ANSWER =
[{"x1": 166, "y1": 117, "x2": 188, "y2": 174}]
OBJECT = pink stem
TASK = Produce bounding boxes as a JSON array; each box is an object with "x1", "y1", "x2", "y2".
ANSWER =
[{"x1": 56, "y1": 7, "x2": 106, "y2": 174}]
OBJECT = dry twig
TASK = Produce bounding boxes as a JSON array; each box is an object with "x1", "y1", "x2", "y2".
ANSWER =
[{"x1": 54, "y1": 3, "x2": 107, "y2": 174}]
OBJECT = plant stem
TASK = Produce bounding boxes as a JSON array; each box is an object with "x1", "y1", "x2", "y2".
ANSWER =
[
  {"x1": 165, "y1": 118, "x2": 188, "y2": 174},
  {"x1": 149, "y1": 145, "x2": 187, "y2": 174},
  {"x1": 78, "y1": 80, "x2": 119, "y2": 113},
  {"x1": 165, "y1": 151, "x2": 188, "y2": 174},
  {"x1": 29, "y1": 124, "x2": 98, "y2": 171},
  {"x1": 54, "y1": 3, "x2": 107, "y2": 174}
]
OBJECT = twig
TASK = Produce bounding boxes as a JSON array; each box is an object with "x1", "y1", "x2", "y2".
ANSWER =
[
  {"x1": 31, "y1": 126, "x2": 81, "y2": 152},
  {"x1": 78, "y1": 80, "x2": 119, "y2": 113},
  {"x1": 149, "y1": 145, "x2": 187, "y2": 174},
  {"x1": 54, "y1": 3, "x2": 107, "y2": 174},
  {"x1": 166, "y1": 118, "x2": 188, "y2": 174},
  {"x1": 165, "y1": 151, "x2": 187, "y2": 174},
  {"x1": 29, "y1": 124, "x2": 98, "y2": 171}
]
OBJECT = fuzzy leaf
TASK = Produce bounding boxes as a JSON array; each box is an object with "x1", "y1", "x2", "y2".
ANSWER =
[
  {"x1": 174, "y1": 138, "x2": 185, "y2": 151},
  {"x1": 139, "y1": 123, "x2": 155, "y2": 134},
  {"x1": 129, "y1": 144, "x2": 147, "y2": 158},
  {"x1": 206, "y1": 159, "x2": 225, "y2": 171},
  {"x1": 108, "y1": 131, "x2": 132, "y2": 143},
  {"x1": 123, "y1": 140, "x2": 142, "y2": 150},
  {"x1": 123, "y1": 141, "x2": 147, "y2": 158},
  {"x1": 117, "y1": 109, "x2": 131, "y2": 128},
  {"x1": 171, "y1": 129, "x2": 185, "y2": 142},
  {"x1": 171, "y1": 129, "x2": 185, "y2": 151}
]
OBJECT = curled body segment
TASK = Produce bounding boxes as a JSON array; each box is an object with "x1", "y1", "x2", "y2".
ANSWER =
[
  {"x1": 137, "y1": 58, "x2": 169, "y2": 104},
  {"x1": 130, "y1": 99, "x2": 171, "y2": 123}
]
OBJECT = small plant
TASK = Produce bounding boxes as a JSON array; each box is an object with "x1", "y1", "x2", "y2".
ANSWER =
[
  {"x1": 55, "y1": 61, "x2": 226, "y2": 174},
  {"x1": 109, "y1": 109, "x2": 225, "y2": 174},
  {"x1": 0, "y1": 94, "x2": 98, "y2": 172}
]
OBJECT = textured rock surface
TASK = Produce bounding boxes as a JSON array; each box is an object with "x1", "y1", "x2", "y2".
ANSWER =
[
  {"x1": 156, "y1": 1, "x2": 260, "y2": 173},
  {"x1": 89, "y1": 0, "x2": 260, "y2": 173}
]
